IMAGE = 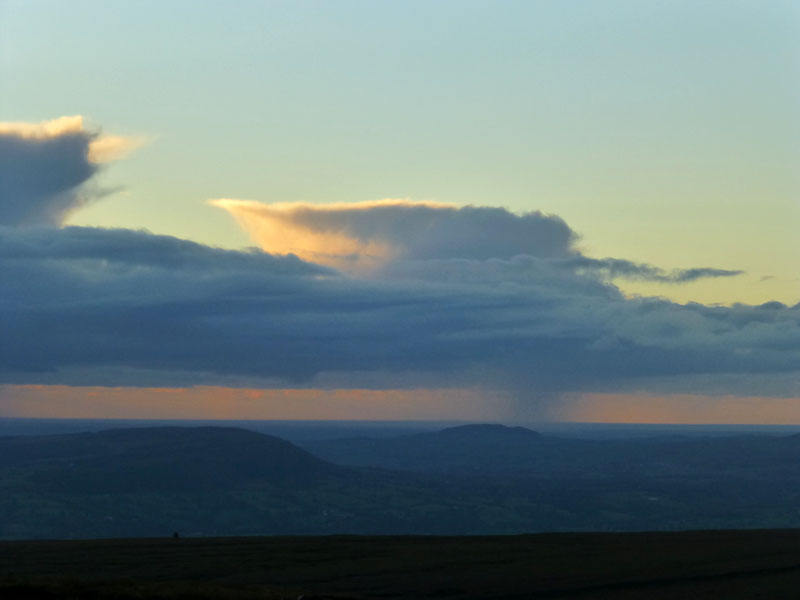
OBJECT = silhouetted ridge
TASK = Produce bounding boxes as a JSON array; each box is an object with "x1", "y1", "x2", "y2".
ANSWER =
[
  {"x1": 0, "y1": 426, "x2": 337, "y2": 492},
  {"x1": 299, "y1": 423, "x2": 551, "y2": 475}
]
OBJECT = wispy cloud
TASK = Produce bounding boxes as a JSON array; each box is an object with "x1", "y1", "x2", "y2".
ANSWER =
[
  {"x1": 562, "y1": 256, "x2": 744, "y2": 284},
  {"x1": 87, "y1": 133, "x2": 147, "y2": 163}
]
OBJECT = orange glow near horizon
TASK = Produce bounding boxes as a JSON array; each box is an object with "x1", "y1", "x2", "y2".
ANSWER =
[
  {"x1": 0, "y1": 385, "x2": 506, "y2": 421},
  {"x1": 1, "y1": 385, "x2": 800, "y2": 424},
  {"x1": 565, "y1": 393, "x2": 800, "y2": 425}
]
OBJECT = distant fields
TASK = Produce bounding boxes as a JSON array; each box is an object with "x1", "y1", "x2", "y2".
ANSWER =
[
  {"x1": 3, "y1": 530, "x2": 800, "y2": 599},
  {"x1": 7, "y1": 425, "x2": 800, "y2": 538}
]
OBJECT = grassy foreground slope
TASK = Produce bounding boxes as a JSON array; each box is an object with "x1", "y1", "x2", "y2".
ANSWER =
[{"x1": 3, "y1": 530, "x2": 800, "y2": 599}]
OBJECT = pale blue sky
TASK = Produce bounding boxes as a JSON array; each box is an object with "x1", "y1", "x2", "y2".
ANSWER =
[{"x1": 2, "y1": 0, "x2": 798, "y2": 304}]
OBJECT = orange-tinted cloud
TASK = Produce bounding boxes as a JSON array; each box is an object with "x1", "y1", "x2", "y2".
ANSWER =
[
  {"x1": 211, "y1": 199, "x2": 439, "y2": 273},
  {"x1": 0, "y1": 115, "x2": 145, "y2": 164},
  {"x1": 210, "y1": 198, "x2": 578, "y2": 275},
  {"x1": 0, "y1": 115, "x2": 86, "y2": 138}
]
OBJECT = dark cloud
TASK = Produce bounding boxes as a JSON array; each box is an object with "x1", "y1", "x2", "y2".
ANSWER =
[
  {"x1": 0, "y1": 118, "x2": 100, "y2": 226},
  {"x1": 670, "y1": 267, "x2": 745, "y2": 283},
  {"x1": 379, "y1": 254, "x2": 743, "y2": 295},
  {"x1": 560, "y1": 256, "x2": 744, "y2": 283},
  {"x1": 335, "y1": 203, "x2": 577, "y2": 260},
  {"x1": 0, "y1": 225, "x2": 797, "y2": 399},
  {"x1": 0, "y1": 225, "x2": 328, "y2": 274},
  {"x1": 0, "y1": 226, "x2": 335, "y2": 383}
]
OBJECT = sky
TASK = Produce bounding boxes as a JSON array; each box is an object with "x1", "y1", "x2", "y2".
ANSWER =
[{"x1": 0, "y1": 0, "x2": 798, "y2": 423}]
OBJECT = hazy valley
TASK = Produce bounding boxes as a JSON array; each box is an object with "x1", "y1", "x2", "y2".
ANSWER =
[{"x1": 3, "y1": 422, "x2": 800, "y2": 539}]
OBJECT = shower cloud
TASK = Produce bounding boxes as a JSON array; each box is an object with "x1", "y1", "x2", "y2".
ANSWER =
[{"x1": 2, "y1": 119, "x2": 794, "y2": 407}]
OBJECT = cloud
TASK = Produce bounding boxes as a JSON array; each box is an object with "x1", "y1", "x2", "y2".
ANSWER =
[
  {"x1": 0, "y1": 115, "x2": 86, "y2": 138},
  {"x1": 561, "y1": 256, "x2": 744, "y2": 283},
  {"x1": 1, "y1": 124, "x2": 794, "y2": 411},
  {"x1": 0, "y1": 224, "x2": 329, "y2": 275},
  {"x1": 212, "y1": 199, "x2": 577, "y2": 272},
  {"x1": 213, "y1": 199, "x2": 744, "y2": 286},
  {"x1": 86, "y1": 133, "x2": 147, "y2": 163},
  {"x1": 0, "y1": 116, "x2": 141, "y2": 227},
  {"x1": 0, "y1": 225, "x2": 336, "y2": 384},
  {"x1": 0, "y1": 224, "x2": 797, "y2": 402}
]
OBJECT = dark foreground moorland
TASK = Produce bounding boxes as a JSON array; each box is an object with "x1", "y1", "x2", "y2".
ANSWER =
[{"x1": 3, "y1": 530, "x2": 800, "y2": 599}]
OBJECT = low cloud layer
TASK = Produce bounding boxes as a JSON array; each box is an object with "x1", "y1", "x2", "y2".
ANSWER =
[
  {"x1": 1, "y1": 117, "x2": 796, "y2": 409},
  {"x1": 0, "y1": 224, "x2": 796, "y2": 399},
  {"x1": 0, "y1": 116, "x2": 141, "y2": 227}
]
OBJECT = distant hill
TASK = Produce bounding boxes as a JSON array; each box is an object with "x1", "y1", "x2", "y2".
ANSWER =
[
  {"x1": 300, "y1": 422, "x2": 800, "y2": 480},
  {"x1": 2, "y1": 426, "x2": 573, "y2": 538},
  {"x1": 0, "y1": 426, "x2": 335, "y2": 493},
  {"x1": 434, "y1": 423, "x2": 541, "y2": 438},
  {"x1": 301, "y1": 422, "x2": 586, "y2": 476}
]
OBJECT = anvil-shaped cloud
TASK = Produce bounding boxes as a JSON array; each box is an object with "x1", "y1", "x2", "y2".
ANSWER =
[
  {"x1": 0, "y1": 118, "x2": 796, "y2": 408},
  {"x1": 212, "y1": 198, "x2": 743, "y2": 285},
  {"x1": 211, "y1": 198, "x2": 577, "y2": 270}
]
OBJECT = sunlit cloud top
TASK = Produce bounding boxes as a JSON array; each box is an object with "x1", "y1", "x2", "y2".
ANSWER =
[
  {"x1": 212, "y1": 198, "x2": 578, "y2": 274},
  {"x1": 0, "y1": 115, "x2": 86, "y2": 139},
  {"x1": 212, "y1": 198, "x2": 744, "y2": 286},
  {"x1": 0, "y1": 116, "x2": 144, "y2": 164}
]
